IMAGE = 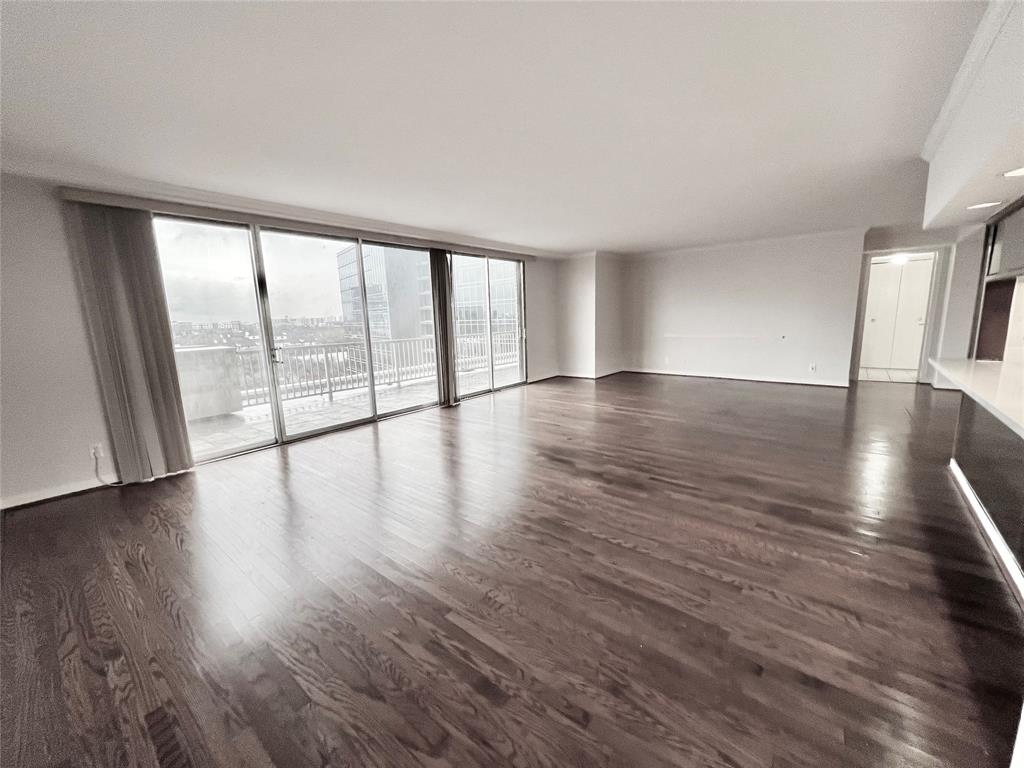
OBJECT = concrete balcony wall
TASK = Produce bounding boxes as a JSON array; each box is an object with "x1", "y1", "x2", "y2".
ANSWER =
[{"x1": 174, "y1": 346, "x2": 243, "y2": 420}]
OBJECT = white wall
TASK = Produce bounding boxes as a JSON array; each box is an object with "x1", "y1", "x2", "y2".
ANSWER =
[
  {"x1": 595, "y1": 252, "x2": 626, "y2": 377},
  {"x1": 524, "y1": 257, "x2": 560, "y2": 381},
  {"x1": 556, "y1": 253, "x2": 597, "y2": 378},
  {"x1": 917, "y1": 247, "x2": 953, "y2": 386},
  {"x1": 1, "y1": 173, "x2": 115, "y2": 508},
  {"x1": 932, "y1": 227, "x2": 986, "y2": 388},
  {"x1": 547, "y1": 250, "x2": 627, "y2": 380},
  {"x1": 623, "y1": 229, "x2": 867, "y2": 387}
]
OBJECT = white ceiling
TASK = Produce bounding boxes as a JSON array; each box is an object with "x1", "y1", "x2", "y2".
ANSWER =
[
  {"x1": 927, "y1": 122, "x2": 1024, "y2": 230},
  {"x1": 1, "y1": 2, "x2": 986, "y2": 255}
]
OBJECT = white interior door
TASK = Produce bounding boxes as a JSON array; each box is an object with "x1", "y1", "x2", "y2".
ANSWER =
[
  {"x1": 860, "y1": 261, "x2": 902, "y2": 368},
  {"x1": 889, "y1": 257, "x2": 934, "y2": 370}
]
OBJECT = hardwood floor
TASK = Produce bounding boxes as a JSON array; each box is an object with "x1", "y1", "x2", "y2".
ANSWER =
[{"x1": 3, "y1": 373, "x2": 1023, "y2": 768}]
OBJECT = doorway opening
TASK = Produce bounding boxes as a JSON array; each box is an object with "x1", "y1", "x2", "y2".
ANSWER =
[{"x1": 857, "y1": 251, "x2": 936, "y2": 384}]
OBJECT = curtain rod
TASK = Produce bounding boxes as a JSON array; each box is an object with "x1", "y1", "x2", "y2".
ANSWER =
[{"x1": 58, "y1": 185, "x2": 538, "y2": 263}]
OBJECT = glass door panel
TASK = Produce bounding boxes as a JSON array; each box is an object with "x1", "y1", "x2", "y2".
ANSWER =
[
  {"x1": 153, "y1": 217, "x2": 277, "y2": 461},
  {"x1": 259, "y1": 229, "x2": 374, "y2": 437},
  {"x1": 452, "y1": 254, "x2": 492, "y2": 396},
  {"x1": 488, "y1": 259, "x2": 526, "y2": 388},
  {"x1": 360, "y1": 243, "x2": 439, "y2": 414}
]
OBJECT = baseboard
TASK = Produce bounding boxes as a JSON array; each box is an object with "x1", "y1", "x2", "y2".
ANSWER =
[
  {"x1": 623, "y1": 368, "x2": 849, "y2": 388},
  {"x1": 526, "y1": 374, "x2": 562, "y2": 384},
  {"x1": 949, "y1": 458, "x2": 1024, "y2": 612},
  {"x1": 930, "y1": 370, "x2": 963, "y2": 391},
  {"x1": 2, "y1": 477, "x2": 107, "y2": 512},
  {"x1": 546, "y1": 371, "x2": 628, "y2": 381}
]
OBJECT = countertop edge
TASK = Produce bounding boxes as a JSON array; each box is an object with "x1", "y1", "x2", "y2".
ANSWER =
[{"x1": 930, "y1": 358, "x2": 1024, "y2": 441}]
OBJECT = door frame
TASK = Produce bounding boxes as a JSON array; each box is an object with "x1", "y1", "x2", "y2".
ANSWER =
[
  {"x1": 152, "y1": 214, "x2": 281, "y2": 463},
  {"x1": 251, "y1": 225, "x2": 387, "y2": 443},
  {"x1": 450, "y1": 254, "x2": 528, "y2": 401},
  {"x1": 249, "y1": 223, "x2": 288, "y2": 441},
  {"x1": 849, "y1": 248, "x2": 947, "y2": 383},
  {"x1": 358, "y1": 239, "x2": 441, "y2": 417},
  {"x1": 254, "y1": 231, "x2": 448, "y2": 442},
  {"x1": 450, "y1": 252, "x2": 492, "y2": 399}
]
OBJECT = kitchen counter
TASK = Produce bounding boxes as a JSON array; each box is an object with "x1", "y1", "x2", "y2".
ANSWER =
[
  {"x1": 931, "y1": 357, "x2": 1024, "y2": 614},
  {"x1": 930, "y1": 358, "x2": 1024, "y2": 440}
]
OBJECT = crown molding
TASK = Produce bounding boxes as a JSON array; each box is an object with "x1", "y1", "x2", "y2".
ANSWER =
[{"x1": 921, "y1": 1, "x2": 1019, "y2": 162}]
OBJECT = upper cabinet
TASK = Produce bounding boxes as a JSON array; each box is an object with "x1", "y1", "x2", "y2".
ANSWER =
[
  {"x1": 974, "y1": 200, "x2": 1024, "y2": 360},
  {"x1": 989, "y1": 205, "x2": 1024, "y2": 278}
]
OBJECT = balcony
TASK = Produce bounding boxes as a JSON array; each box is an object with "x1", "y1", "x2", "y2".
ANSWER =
[{"x1": 175, "y1": 333, "x2": 522, "y2": 458}]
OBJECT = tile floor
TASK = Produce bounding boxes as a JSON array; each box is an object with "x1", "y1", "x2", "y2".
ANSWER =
[
  {"x1": 858, "y1": 367, "x2": 919, "y2": 383},
  {"x1": 186, "y1": 364, "x2": 522, "y2": 460},
  {"x1": 186, "y1": 379, "x2": 441, "y2": 459}
]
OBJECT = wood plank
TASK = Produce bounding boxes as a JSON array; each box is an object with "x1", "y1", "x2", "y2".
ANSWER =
[{"x1": 3, "y1": 374, "x2": 1023, "y2": 767}]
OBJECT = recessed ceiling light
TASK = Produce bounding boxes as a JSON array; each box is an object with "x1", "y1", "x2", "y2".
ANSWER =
[
  {"x1": 1003, "y1": 166, "x2": 1024, "y2": 178},
  {"x1": 966, "y1": 201, "x2": 1003, "y2": 210}
]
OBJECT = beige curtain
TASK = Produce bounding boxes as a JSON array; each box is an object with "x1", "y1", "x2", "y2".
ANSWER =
[{"x1": 63, "y1": 202, "x2": 193, "y2": 483}]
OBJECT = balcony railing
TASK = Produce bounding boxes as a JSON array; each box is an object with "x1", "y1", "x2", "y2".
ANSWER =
[{"x1": 176, "y1": 333, "x2": 523, "y2": 417}]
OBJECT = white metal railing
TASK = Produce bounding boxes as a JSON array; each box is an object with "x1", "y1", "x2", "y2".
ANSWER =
[
  {"x1": 222, "y1": 332, "x2": 521, "y2": 408},
  {"x1": 455, "y1": 331, "x2": 521, "y2": 372}
]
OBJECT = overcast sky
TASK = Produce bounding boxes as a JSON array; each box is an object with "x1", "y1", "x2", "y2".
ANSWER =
[{"x1": 154, "y1": 217, "x2": 355, "y2": 323}]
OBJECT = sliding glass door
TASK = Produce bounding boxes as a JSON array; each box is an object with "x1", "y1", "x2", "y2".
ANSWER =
[
  {"x1": 155, "y1": 215, "x2": 525, "y2": 461},
  {"x1": 153, "y1": 217, "x2": 277, "y2": 460},
  {"x1": 488, "y1": 258, "x2": 526, "y2": 388},
  {"x1": 258, "y1": 229, "x2": 374, "y2": 438},
  {"x1": 452, "y1": 254, "x2": 526, "y2": 397},
  {"x1": 361, "y1": 244, "x2": 439, "y2": 414},
  {"x1": 452, "y1": 254, "x2": 492, "y2": 397}
]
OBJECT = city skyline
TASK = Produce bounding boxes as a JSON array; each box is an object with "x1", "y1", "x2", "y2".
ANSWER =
[{"x1": 156, "y1": 217, "x2": 524, "y2": 354}]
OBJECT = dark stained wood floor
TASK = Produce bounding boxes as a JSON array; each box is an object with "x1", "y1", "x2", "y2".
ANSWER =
[{"x1": 3, "y1": 373, "x2": 1023, "y2": 768}]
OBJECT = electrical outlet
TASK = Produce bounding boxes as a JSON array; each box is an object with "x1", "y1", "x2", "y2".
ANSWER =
[
  {"x1": 90, "y1": 443, "x2": 104, "y2": 459},
  {"x1": 808, "y1": 363, "x2": 817, "y2": 373}
]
